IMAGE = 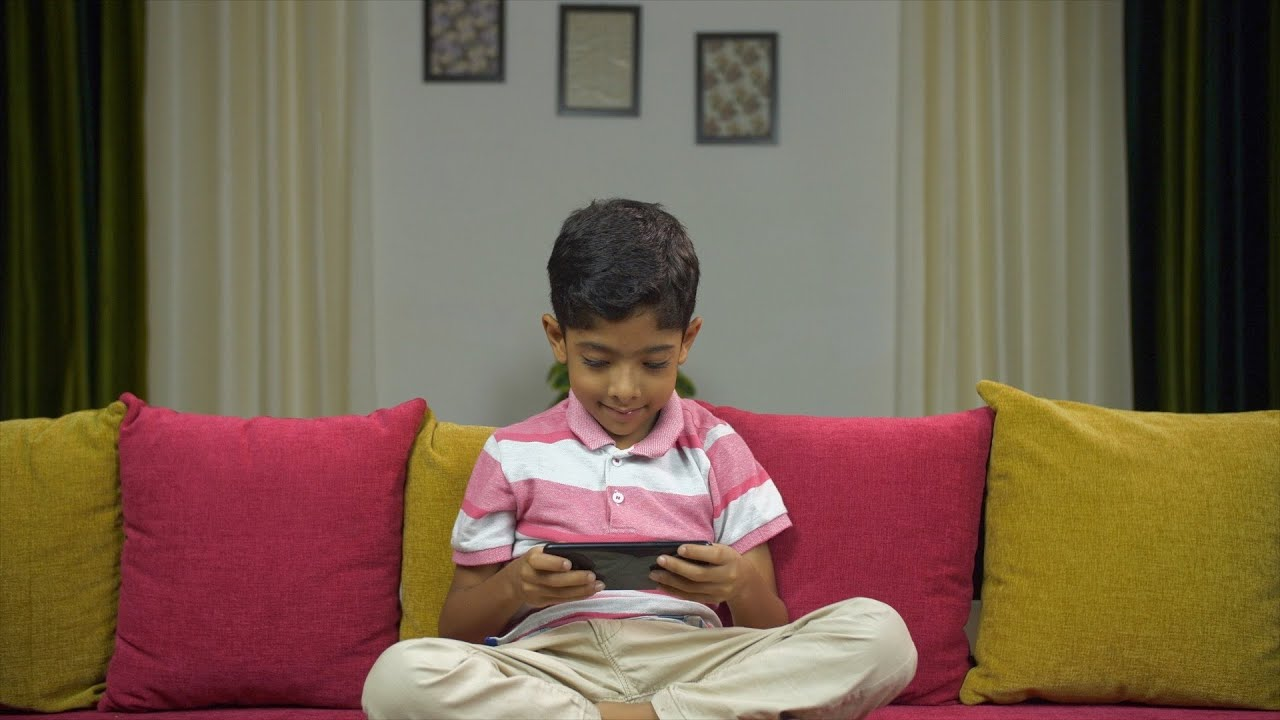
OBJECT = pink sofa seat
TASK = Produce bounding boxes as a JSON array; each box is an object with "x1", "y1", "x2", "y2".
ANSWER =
[
  {"x1": 869, "y1": 705, "x2": 1280, "y2": 720},
  {"x1": 10, "y1": 706, "x2": 1278, "y2": 720},
  {"x1": 2, "y1": 707, "x2": 363, "y2": 712}
]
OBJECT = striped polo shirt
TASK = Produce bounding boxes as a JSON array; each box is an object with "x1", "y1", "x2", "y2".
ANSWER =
[{"x1": 451, "y1": 390, "x2": 792, "y2": 644}]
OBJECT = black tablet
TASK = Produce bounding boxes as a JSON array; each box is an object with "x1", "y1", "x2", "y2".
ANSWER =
[{"x1": 542, "y1": 541, "x2": 711, "y2": 590}]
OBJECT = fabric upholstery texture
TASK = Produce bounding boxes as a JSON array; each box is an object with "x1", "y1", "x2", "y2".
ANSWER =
[
  {"x1": 99, "y1": 394, "x2": 425, "y2": 712},
  {"x1": 0, "y1": 403, "x2": 125, "y2": 712},
  {"x1": 8, "y1": 703, "x2": 1274, "y2": 720},
  {"x1": 700, "y1": 402, "x2": 994, "y2": 706},
  {"x1": 398, "y1": 409, "x2": 494, "y2": 640},
  {"x1": 3, "y1": 710, "x2": 367, "y2": 720},
  {"x1": 869, "y1": 705, "x2": 1280, "y2": 720},
  {"x1": 961, "y1": 381, "x2": 1280, "y2": 709}
]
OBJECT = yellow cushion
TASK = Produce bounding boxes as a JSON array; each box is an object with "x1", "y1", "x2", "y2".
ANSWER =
[
  {"x1": 961, "y1": 381, "x2": 1280, "y2": 709},
  {"x1": 399, "y1": 408, "x2": 494, "y2": 640},
  {"x1": 0, "y1": 403, "x2": 126, "y2": 711}
]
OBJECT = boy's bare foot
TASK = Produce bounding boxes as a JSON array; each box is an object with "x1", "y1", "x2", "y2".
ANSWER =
[{"x1": 596, "y1": 701, "x2": 659, "y2": 720}]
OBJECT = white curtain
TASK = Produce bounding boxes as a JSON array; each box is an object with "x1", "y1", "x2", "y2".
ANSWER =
[
  {"x1": 895, "y1": 0, "x2": 1132, "y2": 416},
  {"x1": 146, "y1": 0, "x2": 373, "y2": 417}
]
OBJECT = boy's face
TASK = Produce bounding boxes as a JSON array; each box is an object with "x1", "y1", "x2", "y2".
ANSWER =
[{"x1": 543, "y1": 310, "x2": 702, "y2": 450}]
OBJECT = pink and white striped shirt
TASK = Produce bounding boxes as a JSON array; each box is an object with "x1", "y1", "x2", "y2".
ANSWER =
[{"x1": 451, "y1": 391, "x2": 791, "y2": 644}]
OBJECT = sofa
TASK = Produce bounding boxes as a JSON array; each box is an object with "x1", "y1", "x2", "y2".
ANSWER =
[{"x1": 2, "y1": 381, "x2": 1277, "y2": 720}]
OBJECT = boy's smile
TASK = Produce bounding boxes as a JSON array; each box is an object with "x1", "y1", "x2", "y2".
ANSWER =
[{"x1": 544, "y1": 310, "x2": 701, "y2": 450}]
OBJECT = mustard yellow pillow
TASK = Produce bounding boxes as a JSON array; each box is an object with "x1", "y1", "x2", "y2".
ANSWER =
[
  {"x1": 0, "y1": 403, "x2": 126, "y2": 712},
  {"x1": 962, "y1": 381, "x2": 1280, "y2": 709},
  {"x1": 399, "y1": 408, "x2": 494, "y2": 640}
]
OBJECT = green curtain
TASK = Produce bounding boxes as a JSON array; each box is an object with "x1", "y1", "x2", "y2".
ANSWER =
[
  {"x1": 1, "y1": 0, "x2": 146, "y2": 420},
  {"x1": 1125, "y1": 0, "x2": 1279, "y2": 412}
]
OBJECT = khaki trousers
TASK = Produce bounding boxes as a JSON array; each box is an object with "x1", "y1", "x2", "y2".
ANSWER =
[{"x1": 363, "y1": 597, "x2": 917, "y2": 720}]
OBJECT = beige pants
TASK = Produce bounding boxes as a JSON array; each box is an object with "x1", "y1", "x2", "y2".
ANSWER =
[{"x1": 363, "y1": 597, "x2": 917, "y2": 720}]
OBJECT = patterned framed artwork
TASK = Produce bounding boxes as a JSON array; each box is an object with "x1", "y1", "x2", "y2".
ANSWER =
[
  {"x1": 696, "y1": 32, "x2": 778, "y2": 144},
  {"x1": 558, "y1": 4, "x2": 641, "y2": 116},
  {"x1": 424, "y1": 0, "x2": 504, "y2": 82}
]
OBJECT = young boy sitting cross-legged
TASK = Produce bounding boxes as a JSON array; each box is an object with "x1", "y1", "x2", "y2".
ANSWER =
[{"x1": 362, "y1": 198, "x2": 917, "y2": 720}]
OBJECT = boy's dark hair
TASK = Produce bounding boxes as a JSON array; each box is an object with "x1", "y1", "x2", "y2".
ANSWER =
[{"x1": 548, "y1": 198, "x2": 700, "y2": 331}]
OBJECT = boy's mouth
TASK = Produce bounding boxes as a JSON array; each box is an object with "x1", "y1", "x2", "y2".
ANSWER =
[{"x1": 603, "y1": 404, "x2": 643, "y2": 419}]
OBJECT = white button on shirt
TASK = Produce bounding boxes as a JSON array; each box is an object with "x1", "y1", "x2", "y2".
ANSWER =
[
  {"x1": 612, "y1": 491, "x2": 625, "y2": 504},
  {"x1": 611, "y1": 457, "x2": 622, "y2": 466}
]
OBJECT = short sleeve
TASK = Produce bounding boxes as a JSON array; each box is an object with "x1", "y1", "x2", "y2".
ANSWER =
[
  {"x1": 450, "y1": 435, "x2": 518, "y2": 566},
  {"x1": 704, "y1": 423, "x2": 791, "y2": 552}
]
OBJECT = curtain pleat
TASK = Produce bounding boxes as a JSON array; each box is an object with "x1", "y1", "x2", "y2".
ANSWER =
[
  {"x1": 96, "y1": 0, "x2": 147, "y2": 411},
  {"x1": 1125, "y1": 0, "x2": 1279, "y2": 412},
  {"x1": 897, "y1": 0, "x2": 1131, "y2": 416},
  {"x1": 147, "y1": 0, "x2": 369, "y2": 417},
  {"x1": 1, "y1": 0, "x2": 146, "y2": 420},
  {"x1": 1272, "y1": 2, "x2": 1280, "y2": 411}
]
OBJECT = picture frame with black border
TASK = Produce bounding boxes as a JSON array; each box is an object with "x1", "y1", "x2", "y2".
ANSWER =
[
  {"x1": 558, "y1": 4, "x2": 641, "y2": 116},
  {"x1": 696, "y1": 32, "x2": 778, "y2": 144},
  {"x1": 424, "y1": 0, "x2": 505, "y2": 82}
]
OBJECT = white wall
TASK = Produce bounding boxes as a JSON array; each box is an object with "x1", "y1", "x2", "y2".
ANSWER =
[{"x1": 368, "y1": 0, "x2": 902, "y2": 426}]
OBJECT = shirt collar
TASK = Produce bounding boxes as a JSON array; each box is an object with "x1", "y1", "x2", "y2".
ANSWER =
[{"x1": 566, "y1": 390, "x2": 684, "y2": 458}]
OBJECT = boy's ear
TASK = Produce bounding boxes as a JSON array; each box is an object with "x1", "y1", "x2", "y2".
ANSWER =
[
  {"x1": 542, "y1": 314, "x2": 569, "y2": 363},
  {"x1": 678, "y1": 317, "x2": 703, "y2": 364}
]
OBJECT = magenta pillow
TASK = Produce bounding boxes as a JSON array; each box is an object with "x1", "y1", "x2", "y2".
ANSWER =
[
  {"x1": 100, "y1": 394, "x2": 426, "y2": 711},
  {"x1": 699, "y1": 402, "x2": 992, "y2": 705}
]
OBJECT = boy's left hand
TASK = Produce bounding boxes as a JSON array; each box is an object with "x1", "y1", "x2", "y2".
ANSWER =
[{"x1": 649, "y1": 542, "x2": 755, "y2": 605}]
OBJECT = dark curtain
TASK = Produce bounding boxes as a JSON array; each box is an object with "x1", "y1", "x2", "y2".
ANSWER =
[
  {"x1": 1, "y1": 0, "x2": 146, "y2": 420},
  {"x1": 1125, "y1": 0, "x2": 1280, "y2": 412}
]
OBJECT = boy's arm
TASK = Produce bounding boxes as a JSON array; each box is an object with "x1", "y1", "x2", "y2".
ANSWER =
[
  {"x1": 438, "y1": 546, "x2": 603, "y2": 643},
  {"x1": 437, "y1": 563, "x2": 521, "y2": 643},
  {"x1": 724, "y1": 543, "x2": 789, "y2": 628}
]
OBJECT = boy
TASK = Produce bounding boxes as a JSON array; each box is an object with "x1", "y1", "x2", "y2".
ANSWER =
[{"x1": 363, "y1": 199, "x2": 916, "y2": 719}]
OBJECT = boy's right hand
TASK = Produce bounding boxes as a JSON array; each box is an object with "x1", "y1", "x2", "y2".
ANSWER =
[{"x1": 514, "y1": 545, "x2": 605, "y2": 608}]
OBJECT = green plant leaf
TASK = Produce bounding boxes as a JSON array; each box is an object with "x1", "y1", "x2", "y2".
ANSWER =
[
  {"x1": 675, "y1": 373, "x2": 697, "y2": 398},
  {"x1": 547, "y1": 361, "x2": 570, "y2": 390}
]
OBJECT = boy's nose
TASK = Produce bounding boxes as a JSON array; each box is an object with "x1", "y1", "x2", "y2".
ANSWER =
[{"x1": 608, "y1": 368, "x2": 641, "y2": 401}]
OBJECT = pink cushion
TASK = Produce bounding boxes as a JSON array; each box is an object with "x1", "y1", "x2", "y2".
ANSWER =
[
  {"x1": 100, "y1": 394, "x2": 426, "y2": 711},
  {"x1": 699, "y1": 402, "x2": 992, "y2": 705}
]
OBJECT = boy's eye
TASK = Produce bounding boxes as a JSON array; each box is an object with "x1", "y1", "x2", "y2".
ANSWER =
[
  {"x1": 581, "y1": 358, "x2": 608, "y2": 368},
  {"x1": 645, "y1": 362, "x2": 670, "y2": 370}
]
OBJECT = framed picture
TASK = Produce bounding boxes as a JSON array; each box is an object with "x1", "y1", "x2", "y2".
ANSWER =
[
  {"x1": 558, "y1": 4, "x2": 641, "y2": 116},
  {"x1": 696, "y1": 32, "x2": 778, "y2": 144},
  {"x1": 424, "y1": 0, "x2": 504, "y2": 82}
]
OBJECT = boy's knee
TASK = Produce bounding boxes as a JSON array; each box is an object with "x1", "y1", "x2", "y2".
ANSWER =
[
  {"x1": 860, "y1": 598, "x2": 918, "y2": 691},
  {"x1": 363, "y1": 639, "x2": 469, "y2": 719},
  {"x1": 365, "y1": 639, "x2": 413, "y2": 680},
  {"x1": 828, "y1": 597, "x2": 918, "y2": 680},
  {"x1": 362, "y1": 641, "x2": 413, "y2": 718}
]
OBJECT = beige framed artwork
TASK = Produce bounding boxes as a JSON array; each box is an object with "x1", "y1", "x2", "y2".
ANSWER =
[
  {"x1": 557, "y1": 4, "x2": 641, "y2": 116},
  {"x1": 696, "y1": 32, "x2": 778, "y2": 144},
  {"x1": 424, "y1": 0, "x2": 504, "y2": 82}
]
